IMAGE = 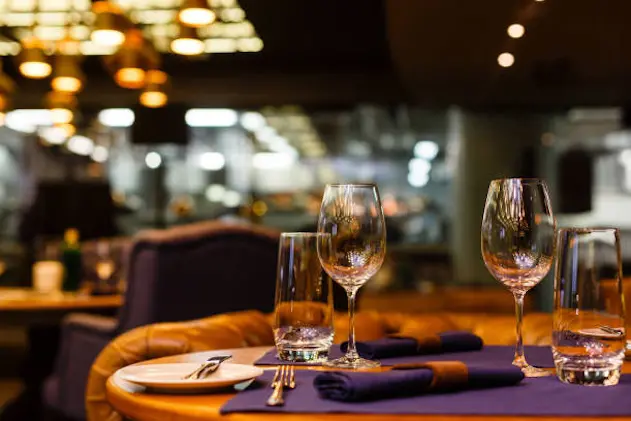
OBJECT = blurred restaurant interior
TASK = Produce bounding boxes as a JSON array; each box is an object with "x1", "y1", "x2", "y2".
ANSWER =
[{"x1": 0, "y1": 0, "x2": 630, "y2": 419}]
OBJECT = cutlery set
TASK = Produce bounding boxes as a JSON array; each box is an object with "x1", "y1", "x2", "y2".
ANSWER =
[{"x1": 182, "y1": 355, "x2": 296, "y2": 406}]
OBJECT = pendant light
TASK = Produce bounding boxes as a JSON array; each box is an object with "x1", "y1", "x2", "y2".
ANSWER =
[
  {"x1": 171, "y1": 24, "x2": 205, "y2": 56},
  {"x1": 52, "y1": 56, "x2": 84, "y2": 94},
  {"x1": 52, "y1": 18, "x2": 84, "y2": 94},
  {"x1": 113, "y1": 30, "x2": 146, "y2": 89},
  {"x1": 19, "y1": 37, "x2": 51, "y2": 79},
  {"x1": 91, "y1": 1, "x2": 129, "y2": 47},
  {"x1": 45, "y1": 91, "x2": 77, "y2": 125},
  {"x1": 178, "y1": 0, "x2": 216, "y2": 27},
  {"x1": 106, "y1": 29, "x2": 160, "y2": 89},
  {"x1": 139, "y1": 70, "x2": 168, "y2": 108}
]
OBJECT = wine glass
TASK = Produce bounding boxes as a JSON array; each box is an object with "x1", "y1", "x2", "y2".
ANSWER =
[
  {"x1": 317, "y1": 184, "x2": 386, "y2": 369},
  {"x1": 481, "y1": 178, "x2": 555, "y2": 377}
]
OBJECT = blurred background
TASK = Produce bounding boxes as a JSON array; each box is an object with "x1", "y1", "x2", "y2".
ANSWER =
[{"x1": 0, "y1": 0, "x2": 630, "y2": 414}]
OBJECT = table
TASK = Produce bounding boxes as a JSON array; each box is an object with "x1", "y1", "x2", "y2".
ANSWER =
[
  {"x1": 106, "y1": 347, "x2": 631, "y2": 421},
  {"x1": 0, "y1": 287, "x2": 122, "y2": 326}
]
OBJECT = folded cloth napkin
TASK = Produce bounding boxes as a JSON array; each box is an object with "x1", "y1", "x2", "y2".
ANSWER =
[
  {"x1": 341, "y1": 331, "x2": 483, "y2": 359},
  {"x1": 314, "y1": 361, "x2": 524, "y2": 402}
]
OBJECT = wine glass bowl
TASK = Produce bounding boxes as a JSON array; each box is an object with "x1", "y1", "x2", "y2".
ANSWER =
[
  {"x1": 481, "y1": 178, "x2": 555, "y2": 377},
  {"x1": 317, "y1": 184, "x2": 386, "y2": 369}
]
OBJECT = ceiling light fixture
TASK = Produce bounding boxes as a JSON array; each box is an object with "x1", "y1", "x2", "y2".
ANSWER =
[
  {"x1": 98, "y1": 108, "x2": 135, "y2": 127},
  {"x1": 139, "y1": 69, "x2": 169, "y2": 108},
  {"x1": 497, "y1": 52, "x2": 515, "y2": 68},
  {"x1": 178, "y1": 0, "x2": 216, "y2": 27},
  {"x1": 51, "y1": 55, "x2": 84, "y2": 93},
  {"x1": 139, "y1": 86, "x2": 167, "y2": 108},
  {"x1": 91, "y1": 1, "x2": 129, "y2": 47},
  {"x1": 185, "y1": 108, "x2": 238, "y2": 127},
  {"x1": 171, "y1": 24, "x2": 205, "y2": 56},
  {"x1": 507, "y1": 24, "x2": 525, "y2": 39},
  {"x1": 45, "y1": 91, "x2": 77, "y2": 124},
  {"x1": 19, "y1": 37, "x2": 51, "y2": 79},
  {"x1": 109, "y1": 29, "x2": 158, "y2": 89}
]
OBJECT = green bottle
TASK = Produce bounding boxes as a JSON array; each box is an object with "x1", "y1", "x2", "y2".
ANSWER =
[{"x1": 61, "y1": 228, "x2": 82, "y2": 292}]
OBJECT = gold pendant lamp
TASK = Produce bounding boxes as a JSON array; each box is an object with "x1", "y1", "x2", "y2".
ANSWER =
[
  {"x1": 45, "y1": 91, "x2": 77, "y2": 125},
  {"x1": 107, "y1": 29, "x2": 159, "y2": 89},
  {"x1": 91, "y1": 1, "x2": 130, "y2": 47},
  {"x1": 140, "y1": 69, "x2": 169, "y2": 108},
  {"x1": 52, "y1": 21, "x2": 85, "y2": 94},
  {"x1": 19, "y1": 36, "x2": 51, "y2": 79},
  {"x1": 171, "y1": 23, "x2": 205, "y2": 56},
  {"x1": 178, "y1": 0, "x2": 216, "y2": 27}
]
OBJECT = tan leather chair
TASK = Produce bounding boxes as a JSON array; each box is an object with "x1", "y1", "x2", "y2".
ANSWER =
[{"x1": 86, "y1": 310, "x2": 552, "y2": 421}]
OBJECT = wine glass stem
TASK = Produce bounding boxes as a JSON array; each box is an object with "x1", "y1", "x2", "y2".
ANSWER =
[
  {"x1": 512, "y1": 291, "x2": 527, "y2": 368},
  {"x1": 345, "y1": 288, "x2": 359, "y2": 360}
]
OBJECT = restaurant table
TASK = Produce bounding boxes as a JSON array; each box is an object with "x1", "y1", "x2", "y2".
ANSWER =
[
  {"x1": 0, "y1": 287, "x2": 122, "y2": 326},
  {"x1": 0, "y1": 287, "x2": 122, "y2": 421},
  {"x1": 106, "y1": 346, "x2": 631, "y2": 421}
]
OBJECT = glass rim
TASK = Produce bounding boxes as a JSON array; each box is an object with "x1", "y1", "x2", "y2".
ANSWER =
[
  {"x1": 558, "y1": 227, "x2": 620, "y2": 234},
  {"x1": 280, "y1": 232, "x2": 322, "y2": 238},
  {"x1": 490, "y1": 177, "x2": 546, "y2": 184},
  {"x1": 325, "y1": 183, "x2": 377, "y2": 188}
]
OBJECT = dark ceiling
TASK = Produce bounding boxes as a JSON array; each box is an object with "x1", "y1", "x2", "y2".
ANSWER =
[{"x1": 6, "y1": 0, "x2": 631, "y2": 109}]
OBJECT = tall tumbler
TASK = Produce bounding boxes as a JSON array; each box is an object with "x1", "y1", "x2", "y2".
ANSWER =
[
  {"x1": 553, "y1": 228, "x2": 626, "y2": 386},
  {"x1": 273, "y1": 233, "x2": 334, "y2": 362}
]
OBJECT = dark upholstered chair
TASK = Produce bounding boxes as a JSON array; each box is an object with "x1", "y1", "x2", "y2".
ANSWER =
[{"x1": 43, "y1": 221, "x2": 280, "y2": 420}]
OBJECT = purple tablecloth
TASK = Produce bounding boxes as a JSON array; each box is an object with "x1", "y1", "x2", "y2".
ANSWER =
[
  {"x1": 221, "y1": 370, "x2": 631, "y2": 416},
  {"x1": 255, "y1": 345, "x2": 555, "y2": 368}
]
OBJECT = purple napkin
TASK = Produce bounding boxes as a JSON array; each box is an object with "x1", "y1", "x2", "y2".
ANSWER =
[
  {"x1": 341, "y1": 331, "x2": 483, "y2": 359},
  {"x1": 314, "y1": 364, "x2": 524, "y2": 402}
]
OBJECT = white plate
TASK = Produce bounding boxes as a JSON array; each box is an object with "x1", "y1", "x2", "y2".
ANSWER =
[{"x1": 117, "y1": 362, "x2": 264, "y2": 392}]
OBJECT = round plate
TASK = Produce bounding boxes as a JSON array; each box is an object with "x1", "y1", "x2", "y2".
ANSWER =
[{"x1": 117, "y1": 363, "x2": 264, "y2": 392}]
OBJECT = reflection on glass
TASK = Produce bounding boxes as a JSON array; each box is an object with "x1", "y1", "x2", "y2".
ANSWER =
[
  {"x1": 553, "y1": 228, "x2": 626, "y2": 386},
  {"x1": 317, "y1": 184, "x2": 386, "y2": 369},
  {"x1": 481, "y1": 178, "x2": 555, "y2": 377}
]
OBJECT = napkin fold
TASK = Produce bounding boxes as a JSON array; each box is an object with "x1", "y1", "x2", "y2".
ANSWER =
[
  {"x1": 313, "y1": 361, "x2": 524, "y2": 402},
  {"x1": 341, "y1": 331, "x2": 483, "y2": 359}
]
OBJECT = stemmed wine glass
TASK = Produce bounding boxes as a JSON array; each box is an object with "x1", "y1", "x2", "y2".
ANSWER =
[
  {"x1": 317, "y1": 184, "x2": 386, "y2": 369},
  {"x1": 481, "y1": 178, "x2": 555, "y2": 377}
]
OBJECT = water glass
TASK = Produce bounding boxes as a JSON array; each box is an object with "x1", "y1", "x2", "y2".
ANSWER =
[
  {"x1": 553, "y1": 228, "x2": 626, "y2": 386},
  {"x1": 273, "y1": 233, "x2": 334, "y2": 362}
]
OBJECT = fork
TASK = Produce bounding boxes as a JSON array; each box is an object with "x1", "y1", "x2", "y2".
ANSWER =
[
  {"x1": 182, "y1": 354, "x2": 232, "y2": 380},
  {"x1": 266, "y1": 365, "x2": 295, "y2": 406}
]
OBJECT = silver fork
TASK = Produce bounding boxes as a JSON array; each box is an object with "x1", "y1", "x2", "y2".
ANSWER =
[
  {"x1": 182, "y1": 355, "x2": 232, "y2": 380},
  {"x1": 266, "y1": 365, "x2": 295, "y2": 406}
]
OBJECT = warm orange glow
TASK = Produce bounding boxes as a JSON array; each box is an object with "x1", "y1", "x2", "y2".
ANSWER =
[
  {"x1": 179, "y1": 8, "x2": 216, "y2": 27},
  {"x1": 145, "y1": 69, "x2": 168, "y2": 85},
  {"x1": 497, "y1": 52, "x2": 515, "y2": 68},
  {"x1": 51, "y1": 108, "x2": 74, "y2": 124},
  {"x1": 56, "y1": 123, "x2": 76, "y2": 138},
  {"x1": 171, "y1": 37, "x2": 205, "y2": 55},
  {"x1": 20, "y1": 61, "x2": 52, "y2": 79},
  {"x1": 139, "y1": 90, "x2": 167, "y2": 108},
  {"x1": 91, "y1": 1, "x2": 128, "y2": 47},
  {"x1": 115, "y1": 67, "x2": 146, "y2": 89},
  {"x1": 178, "y1": 0, "x2": 216, "y2": 27},
  {"x1": 52, "y1": 76, "x2": 82, "y2": 93}
]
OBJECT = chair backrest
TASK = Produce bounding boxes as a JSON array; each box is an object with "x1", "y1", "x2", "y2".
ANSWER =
[{"x1": 116, "y1": 221, "x2": 280, "y2": 332}]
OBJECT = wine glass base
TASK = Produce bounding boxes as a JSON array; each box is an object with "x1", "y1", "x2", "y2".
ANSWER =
[
  {"x1": 517, "y1": 364, "x2": 553, "y2": 378},
  {"x1": 323, "y1": 355, "x2": 381, "y2": 369}
]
